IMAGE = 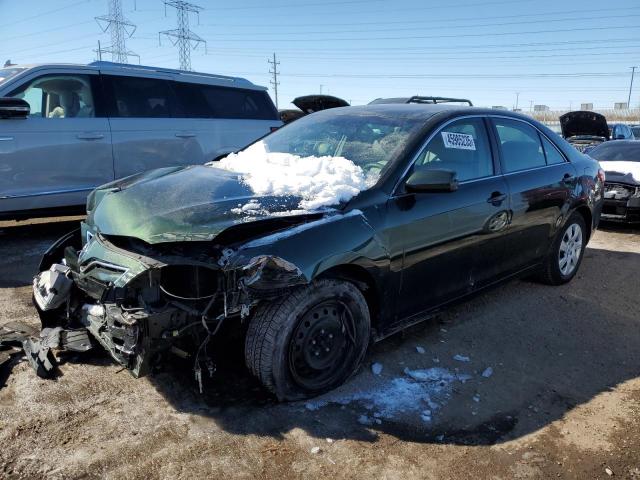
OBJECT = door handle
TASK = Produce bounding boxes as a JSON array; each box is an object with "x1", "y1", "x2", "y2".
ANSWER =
[
  {"x1": 76, "y1": 133, "x2": 104, "y2": 140},
  {"x1": 175, "y1": 132, "x2": 196, "y2": 138},
  {"x1": 487, "y1": 191, "x2": 507, "y2": 205}
]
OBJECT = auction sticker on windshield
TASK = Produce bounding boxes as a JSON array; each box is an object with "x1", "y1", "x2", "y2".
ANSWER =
[{"x1": 441, "y1": 132, "x2": 476, "y2": 150}]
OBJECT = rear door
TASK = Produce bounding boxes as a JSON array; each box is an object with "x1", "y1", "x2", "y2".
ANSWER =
[
  {"x1": 102, "y1": 74, "x2": 204, "y2": 179},
  {"x1": 172, "y1": 81, "x2": 281, "y2": 162},
  {"x1": 385, "y1": 116, "x2": 510, "y2": 325},
  {"x1": 0, "y1": 70, "x2": 113, "y2": 214},
  {"x1": 490, "y1": 117, "x2": 577, "y2": 273}
]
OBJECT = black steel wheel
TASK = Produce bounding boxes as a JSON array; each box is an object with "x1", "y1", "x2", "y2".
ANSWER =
[{"x1": 245, "y1": 279, "x2": 370, "y2": 401}]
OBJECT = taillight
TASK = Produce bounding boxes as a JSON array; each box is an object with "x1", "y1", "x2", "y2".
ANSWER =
[
  {"x1": 270, "y1": 126, "x2": 280, "y2": 132},
  {"x1": 597, "y1": 168, "x2": 606, "y2": 183}
]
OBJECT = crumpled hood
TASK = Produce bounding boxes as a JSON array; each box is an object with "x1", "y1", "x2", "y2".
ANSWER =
[
  {"x1": 88, "y1": 165, "x2": 323, "y2": 244},
  {"x1": 599, "y1": 161, "x2": 640, "y2": 186},
  {"x1": 560, "y1": 111, "x2": 610, "y2": 140}
]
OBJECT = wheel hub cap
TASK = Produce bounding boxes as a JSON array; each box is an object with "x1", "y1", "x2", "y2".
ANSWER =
[{"x1": 558, "y1": 223, "x2": 583, "y2": 276}]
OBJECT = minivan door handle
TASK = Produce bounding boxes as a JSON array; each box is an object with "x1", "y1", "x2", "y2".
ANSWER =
[
  {"x1": 175, "y1": 132, "x2": 196, "y2": 138},
  {"x1": 487, "y1": 191, "x2": 507, "y2": 205},
  {"x1": 76, "y1": 133, "x2": 104, "y2": 140}
]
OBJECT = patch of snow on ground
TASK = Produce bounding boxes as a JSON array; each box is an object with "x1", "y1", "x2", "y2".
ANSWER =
[
  {"x1": 481, "y1": 367, "x2": 493, "y2": 378},
  {"x1": 371, "y1": 363, "x2": 383, "y2": 375},
  {"x1": 304, "y1": 367, "x2": 472, "y2": 424},
  {"x1": 453, "y1": 354, "x2": 470, "y2": 362},
  {"x1": 216, "y1": 141, "x2": 374, "y2": 211}
]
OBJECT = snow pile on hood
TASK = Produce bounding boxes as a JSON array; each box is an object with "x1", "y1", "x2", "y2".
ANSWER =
[
  {"x1": 599, "y1": 161, "x2": 640, "y2": 182},
  {"x1": 304, "y1": 367, "x2": 471, "y2": 424},
  {"x1": 214, "y1": 141, "x2": 374, "y2": 211}
]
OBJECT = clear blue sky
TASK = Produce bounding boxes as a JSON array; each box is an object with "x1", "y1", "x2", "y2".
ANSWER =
[{"x1": 1, "y1": 0, "x2": 638, "y2": 110}]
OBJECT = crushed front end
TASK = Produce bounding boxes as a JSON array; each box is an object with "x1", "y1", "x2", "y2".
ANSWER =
[{"x1": 31, "y1": 222, "x2": 306, "y2": 386}]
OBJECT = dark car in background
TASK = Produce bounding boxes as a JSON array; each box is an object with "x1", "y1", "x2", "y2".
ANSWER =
[
  {"x1": 279, "y1": 95, "x2": 349, "y2": 124},
  {"x1": 560, "y1": 110, "x2": 610, "y2": 152},
  {"x1": 589, "y1": 140, "x2": 640, "y2": 223},
  {"x1": 32, "y1": 105, "x2": 603, "y2": 400},
  {"x1": 609, "y1": 123, "x2": 636, "y2": 141}
]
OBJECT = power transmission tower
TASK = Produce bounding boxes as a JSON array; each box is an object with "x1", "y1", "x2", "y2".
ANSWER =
[
  {"x1": 268, "y1": 53, "x2": 280, "y2": 109},
  {"x1": 95, "y1": 0, "x2": 138, "y2": 64},
  {"x1": 159, "y1": 1, "x2": 206, "y2": 71}
]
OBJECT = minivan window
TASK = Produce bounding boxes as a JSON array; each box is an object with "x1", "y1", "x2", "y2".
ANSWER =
[
  {"x1": 202, "y1": 85, "x2": 277, "y2": 120},
  {"x1": 9, "y1": 74, "x2": 95, "y2": 118},
  {"x1": 414, "y1": 117, "x2": 494, "y2": 182},
  {"x1": 494, "y1": 119, "x2": 546, "y2": 172},
  {"x1": 106, "y1": 75, "x2": 175, "y2": 118}
]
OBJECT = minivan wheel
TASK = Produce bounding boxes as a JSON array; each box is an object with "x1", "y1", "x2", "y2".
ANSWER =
[
  {"x1": 538, "y1": 212, "x2": 587, "y2": 285},
  {"x1": 245, "y1": 279, "x2": 370, "y2": 401}
]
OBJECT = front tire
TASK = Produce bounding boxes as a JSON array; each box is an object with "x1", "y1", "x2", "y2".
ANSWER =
[
  {"x1": 538, "y1": 212, "x2": 587, "y2": 285},
  {"x1": 245, "y1": 279, "x2": 370, "y2": 401}
]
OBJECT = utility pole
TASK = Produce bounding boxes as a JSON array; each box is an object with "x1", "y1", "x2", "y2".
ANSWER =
[
  {"x1": 629, "y1": 66, "x2": 637, "y2": 108},
  {"x1": 160, "y1": 1, "x2": 206, "y2": 71},
  {"x1": 514, "y1": 92, "x2": 520, "y2": 111},
  {"x1": 268, "y1": 53, "x2": 280, "y2": 109},
  {"x1": 529, "y1": 100, "x2": 534, "y2": 112},
  {"x1": 319, "y1": 84, "x2": 324, "y2": 94},
  {"x1": 95, "y1": 0, "x2": 138, "y2": 63}
]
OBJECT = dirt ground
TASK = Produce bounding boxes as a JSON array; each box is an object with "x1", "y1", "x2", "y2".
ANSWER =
[{"x1": 0, "y1": 217, "x2": 639, "y2": 480}]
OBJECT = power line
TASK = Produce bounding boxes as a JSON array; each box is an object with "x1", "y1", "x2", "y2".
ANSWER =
[
  {"x1": 159, "y1": 1, "x2": 206, "y2": 71},
  {"x1": 200, "y1": 13, "x2": 640, "y2": 37},
  {"x1": 201, "y1": 24, "x2": 638, "y2": 43},
  {"x1": 268, "y1": 53, "x2": 280, "y2": 109},
  {"x1": 0, "y1": 0, "x2": 94, "y2": 28},
  {"x1": 95, "y1": 0, "x2": 138, "y2": 63}
]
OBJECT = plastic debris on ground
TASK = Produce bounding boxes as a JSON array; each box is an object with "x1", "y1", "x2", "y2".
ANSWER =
[
  {"x1": 415, "y1": 346, "x2": 426, "y2": 354},
  {"x1": 481, "y1": 367, "x2": 494, "y2": 378},
  {"x1": 453, "y1": 354, "x2": 471, "y2": 362}
]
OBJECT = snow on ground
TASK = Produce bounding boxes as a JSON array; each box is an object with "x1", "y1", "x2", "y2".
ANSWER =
[
  {"x1": 214, "y1": 141, "x2": 375, "y2": 211},
  {"x1": 304, "y1": 367, "x2": 472, "y2": 425}
]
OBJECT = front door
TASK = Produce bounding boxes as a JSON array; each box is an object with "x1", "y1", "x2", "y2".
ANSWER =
[
  {"x1": 0, "y1": 72, "x2": 113, "y2": 214},
  {"x1": 384, "y1": 116, "x2": 510, "y2": 325}
]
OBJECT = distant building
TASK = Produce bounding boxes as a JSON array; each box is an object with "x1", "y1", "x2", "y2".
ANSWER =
[
  {"x1": 491, "y1": 106, "x2": 507, "y2": 110},
  {"x1": 614, "y1": 102, "x2": 629, "y2": 110},
  {"x1": 581, "y1": 103, "x2": 594, "y2": 110},
  {"x1": 533, "y1": 105, "x2": 550, "y2": 112}
]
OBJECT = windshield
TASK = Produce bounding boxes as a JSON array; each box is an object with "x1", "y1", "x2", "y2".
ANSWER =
[
  {"x1": 260, "y1": 110, "x2": 424, "y2": 173},
  {"x1": 213, "y1": 109, "x2": 426, "y2": 211},
  {"x1": 590, "y1": 142, "x2": 640, "y2": 162},
  {"x1": 0, "y1": 67, "x2": 26, "y2": 86}
]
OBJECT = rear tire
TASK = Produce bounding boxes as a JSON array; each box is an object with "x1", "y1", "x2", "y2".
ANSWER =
[
  {"x1": 245, "y1": 279, "x2": 370, "y2": 401},
  {"x1": 537, "y1": 212, "x2": 587, "y2": 285}
]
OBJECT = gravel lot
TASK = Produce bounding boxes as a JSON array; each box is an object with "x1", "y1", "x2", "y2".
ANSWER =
[{"x1": 0, "y1": 218, "x2": 639, "y2": 479}]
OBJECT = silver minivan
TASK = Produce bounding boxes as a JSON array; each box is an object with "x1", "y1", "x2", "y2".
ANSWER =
[{"x1": 0, "y1": 61, "x2": 281, "y2": 219}]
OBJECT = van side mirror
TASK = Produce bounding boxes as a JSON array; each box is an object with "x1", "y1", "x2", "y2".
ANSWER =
[
  {"x1": 405, "y1": 168, "x2": 459, "y2": 193},
  {"x1": 0, "y1": 97, "x2": 30, "y2": 119}
]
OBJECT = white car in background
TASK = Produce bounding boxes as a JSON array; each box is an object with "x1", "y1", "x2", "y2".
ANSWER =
[{"x1": 0, "y1": 61, "x2": 281, "y2": 220}]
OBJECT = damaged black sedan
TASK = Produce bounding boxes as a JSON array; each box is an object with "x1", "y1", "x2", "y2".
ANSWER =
[{"x1": 30, "y1": 105, "x2": 603, "y2": 400}]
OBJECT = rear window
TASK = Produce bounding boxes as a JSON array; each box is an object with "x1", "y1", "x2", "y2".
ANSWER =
[{"x1": 173, "y1": 81, "x2": 277, "y2": 120}]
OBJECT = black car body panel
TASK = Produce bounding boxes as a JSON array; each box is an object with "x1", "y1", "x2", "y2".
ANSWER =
[{"x1": 33, "y1": 105, "x2": 604, "y2": 383}]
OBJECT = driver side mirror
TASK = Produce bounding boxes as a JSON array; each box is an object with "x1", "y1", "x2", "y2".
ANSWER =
[
  {"x1": 405, "y1": 168, "x2": 459, "y2": 193},
  {"x1": 0, "y1": 97, "x2": 30, "y2": 119}
]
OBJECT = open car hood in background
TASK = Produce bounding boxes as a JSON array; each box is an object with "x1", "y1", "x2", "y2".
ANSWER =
[
  {"x1": 292, "y1": 95, "x2": 349, "y2": 113},
  {"x1": 560, "y1": 111, "x2": 610, "y2": 140}
]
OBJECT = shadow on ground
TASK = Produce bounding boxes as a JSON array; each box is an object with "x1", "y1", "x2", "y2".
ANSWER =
[{"x1": 1, "y1": 219, "x2": 639, "y2": 446}]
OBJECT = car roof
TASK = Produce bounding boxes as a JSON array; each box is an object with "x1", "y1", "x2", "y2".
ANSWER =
[
  {"x1": 324, "y1": 103, "x2": 532, "y2": 121},
  {"x1": 7, "y1": 61, "x2": 263, "y2": 90}
]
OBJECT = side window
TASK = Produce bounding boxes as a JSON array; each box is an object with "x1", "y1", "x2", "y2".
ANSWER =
[
  {"x1": 493, "y1": 119, "x2": 546, "y2": 172},
  {"x1": 200, "y1": 85, "x2": 278, "y2": 120},
  {"x1": 413, "y1": 117, "x2": 493, "y2": 182},
  {"x1": 9, "y1": 74, "x2": 95, "y2": 118},
  {"x1": 106, "y1": 75, "x2": 174, "y2": 118},
  {"x1": 541, "y1": 135, "x2": 566, "y2": 165},
  {"x1": 172, "y1": 81, "x2": 212, "y2": 118}
]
